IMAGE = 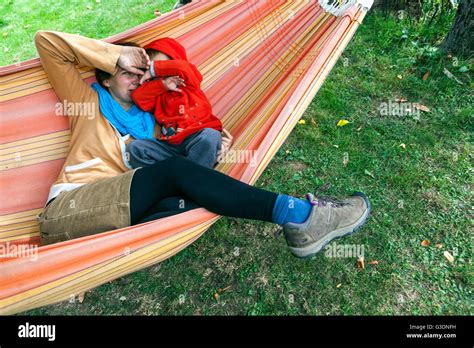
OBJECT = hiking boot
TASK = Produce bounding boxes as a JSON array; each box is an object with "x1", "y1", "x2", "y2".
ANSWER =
[{"x1": 282, "y1": 192, "x2": 371, "y2": 258}]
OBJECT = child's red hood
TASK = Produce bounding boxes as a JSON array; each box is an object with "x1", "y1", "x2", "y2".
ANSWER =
[{"x1": 144, "y1": 38, "x2": 188, "y2": 61}]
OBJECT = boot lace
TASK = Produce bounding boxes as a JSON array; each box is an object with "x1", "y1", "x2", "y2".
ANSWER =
[{"x1": 313, "y1": 195, "x2": 350, "y2": 208}]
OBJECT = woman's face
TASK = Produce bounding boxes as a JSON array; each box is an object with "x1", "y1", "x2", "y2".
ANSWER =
[{"x1": 103, "y1": 68, "x2": 140, "y2": 107}]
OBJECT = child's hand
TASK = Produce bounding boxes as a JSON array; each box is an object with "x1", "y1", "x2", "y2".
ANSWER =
[
  {"x1": 139, "y1": 69, "x2": 153, "y2": 84},
  {"x1": 217, "y1": 129, "x2": 233, "y2": 163},
  {"x1": 162, "y1": 75, "x2": 186, "y2": 92}
]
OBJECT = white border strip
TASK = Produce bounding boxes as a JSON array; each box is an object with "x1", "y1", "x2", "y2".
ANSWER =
[{"x1": 318, "y1": 0, "x2": 374, "y2": 16}]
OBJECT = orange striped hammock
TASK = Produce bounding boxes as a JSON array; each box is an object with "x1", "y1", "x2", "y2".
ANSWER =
[{"x1": 0, "y1": 0, "x2": 373, "y2": 315}]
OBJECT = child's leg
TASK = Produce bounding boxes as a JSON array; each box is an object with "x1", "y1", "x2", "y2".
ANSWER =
[
  {"x1": 183, "y1": 128, "x2": 222, "y2": 168},
  {"x1": 126, "y1": 139, "x2": 181, "y2": 168}
]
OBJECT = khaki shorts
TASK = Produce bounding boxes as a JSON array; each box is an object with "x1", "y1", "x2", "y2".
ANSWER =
[{"x1": 37, "y1": 169, "x2": 137, "y2": 245}]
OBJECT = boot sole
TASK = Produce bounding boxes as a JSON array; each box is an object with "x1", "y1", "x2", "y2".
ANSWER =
[{"x1": 288, "y1": 192, "x2": 371, "y2": 259}]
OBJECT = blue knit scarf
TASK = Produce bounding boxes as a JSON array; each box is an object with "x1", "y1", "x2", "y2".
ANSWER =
[{"x1": 92, "y1": 82, "x2": 155, "y2": 140}]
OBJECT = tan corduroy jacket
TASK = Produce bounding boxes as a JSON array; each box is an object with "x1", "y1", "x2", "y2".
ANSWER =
[{"x1": 35, "y1": 31, "x2": 149, "y2": 202}]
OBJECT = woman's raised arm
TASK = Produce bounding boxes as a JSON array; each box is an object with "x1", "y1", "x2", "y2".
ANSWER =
[{"x1": 35, "y1": 31, "x2": 123, "y2": 106}]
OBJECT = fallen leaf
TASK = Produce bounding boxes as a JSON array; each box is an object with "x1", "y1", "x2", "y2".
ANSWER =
[
  {"x1": 423, "y1": 70, "x2": 430, "y2": 81},
  {"x1": 285, "y1": 150, "x2": 290, "y2": 155},
  {"x1": 364, "y1": 169, "x2": 375, "y2": 179},
  {"x1": 86, "y1": 5, "x2": 92, "y2": 10},
  {"x1": 336, "y1": 119, "x2": 349, "y2": 127},
  {"x1": 443, "y1": 251, "x2": 454, "y2": 263},
  {"x1": 78, "y1": 292, "x2": 85, "y2": 303},
  {"x1": 218, "y1": 285, "x2": 232, "y2": 294},
  {"x1": 412, "y1": 103, "x2": 430, "y2": 112},
  {"x1": 421, "y1": 239, "x2": 430, "y2": 247},
  {"x1": 311, "y1": 118, "x2": 317, "y2": 125},
  {"x1": 298, "y1": 119, "x2": 306, "y2": 125},
  {"x1": 213, "y1": 293, "x2": 219, "y2": 300},
  {"x1": 333, "y1": 144, "x2": 339, "y2": 148},
  {"x1": 119, "y1": 296, "x2": 127, "y2": 301},
  {"x1": 336, "y1": 283, "x2": 342, "y2": 288},
  {"x1": 2, "y1": 32, "x2": 8, "y2": 37},
  {"x1": 397, "y1": 74, "x2": 403, "y2": 79},
  {"x1": 357, "y1": 256, "x2": 365, "y2": 269},
  {"x1": 435, "y1": 243, "x2": 443, "y2": 249},
  {"x1": 24, "y1": 24, "x2": 31, "y2": 29},
  {"x1": 395, "y1": 98, "x2": 407, "y2": 102},
  {"x1": 399, "y1": 143, "x2": 406, "y2": 149},
  {"x1": 368, "y1": 260, "x2": 379, "y2": 265},
  {"x1": 154, "y1": 10, "x2": 161, "y2": 16},
  {"x1": 343, "y1": 155, "x2": 349, "y2": 167},
  {"x1": 356, "y1": 126, "x2": 362, "y2": 131},
  {"x1": 443, "y1": 68, "x2": 464, "y2": 85}
]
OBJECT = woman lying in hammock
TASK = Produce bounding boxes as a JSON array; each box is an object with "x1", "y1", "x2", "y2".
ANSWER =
[{"x1": 35, "y1": 31, "x2": 371, "y2": 259}]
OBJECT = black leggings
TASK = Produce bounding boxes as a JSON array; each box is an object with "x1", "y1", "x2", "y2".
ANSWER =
[{"x1": 130, "y1": 156, "x2": 278, "y2": 225}]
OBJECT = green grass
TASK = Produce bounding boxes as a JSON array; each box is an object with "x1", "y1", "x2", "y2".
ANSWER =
[
  {"x1": 3, "y1": 1, "x2": 472, "y2": 315},
  {"x1": 0, "y1": 0, "x2": 174, "y2": 66}
]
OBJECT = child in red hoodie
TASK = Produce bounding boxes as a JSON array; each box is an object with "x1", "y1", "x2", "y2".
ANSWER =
[{"x1": 127, "y1": 37, "x2": 223, "y2": 168}]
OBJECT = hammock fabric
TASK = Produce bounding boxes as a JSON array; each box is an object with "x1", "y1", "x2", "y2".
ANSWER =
[{"x1": 0, "y1": 0, "x2": 373, "y2": 314}]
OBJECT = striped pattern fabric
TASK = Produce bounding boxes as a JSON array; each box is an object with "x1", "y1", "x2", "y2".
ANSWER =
[{"x1": 0, "y1": 0, "x2": 370, "y2": 314}]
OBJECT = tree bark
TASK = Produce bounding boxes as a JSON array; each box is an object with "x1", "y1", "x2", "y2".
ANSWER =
[{"x1": 442, "y1": 0, "x2": 473, "y2": 57}]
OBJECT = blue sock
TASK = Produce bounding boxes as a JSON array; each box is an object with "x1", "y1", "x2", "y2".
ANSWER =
[{"x1": 272, "y1": 194, "x2": 312, "y2": 225}]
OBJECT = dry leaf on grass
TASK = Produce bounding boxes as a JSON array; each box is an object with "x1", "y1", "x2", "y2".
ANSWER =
[
  {"x1": 218, "y1": 285, "x2": 232, "y2": 293},
  {"x1": 413, "y1": 103, "x2": 431, "y2": 112},
  {"x1": 368, "y1": 260, "x2": 379, "y2": 265},
  {"x1": 421, "y1": 239, "x2": 430, "y2": 247},
  {"x1": 336, "y1": 283, "x2": 342, "y2": 288},
  {"x1": 423, "y1": 71, "x2": 430, "y2": 81},
  {"x1": 357, "y1": 256, "x2": 365, "y2": 270},
  {"x1": 399, "y1": 143, "x2": 406, "y2": 149},
  {"x1": 214, "y1": 285, "x2": 232, "y2": 300},
  {"x1": 443, "y1": 251, "x2": 454, "y2": 263},
  {"x1": 435, "y1": 243, "x2": 443, "y2": 249},
  {"x1": 78, "y1": 292, "x2": 85, "y2": 303},
  {"x1": 443, "y1": 68, "x2": 464, "y2": 85}
]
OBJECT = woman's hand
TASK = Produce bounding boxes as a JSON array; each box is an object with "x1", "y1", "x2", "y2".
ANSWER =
[
  {"x1": 117, "y1": 46, "x2": 150, "y2": 76},
  {"x1": 217, "y1": 129, "x2": 233, "y2": 163},
  {"x1": 162, "y1": 76, "x2": 186, "y2": 92}
]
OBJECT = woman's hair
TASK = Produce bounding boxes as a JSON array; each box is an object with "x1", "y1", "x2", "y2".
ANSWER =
[
  {"x1": 145, "y1": 48, "x2": 159, "y2": 58},
  {"x1": 95, "y1": 41, "x2": 141, "y2": 90}
]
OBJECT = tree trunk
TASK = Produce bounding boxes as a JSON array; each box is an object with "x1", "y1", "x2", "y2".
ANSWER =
[{"x1": 442, "y1": 0, "x2": 473, "y2": 57}]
